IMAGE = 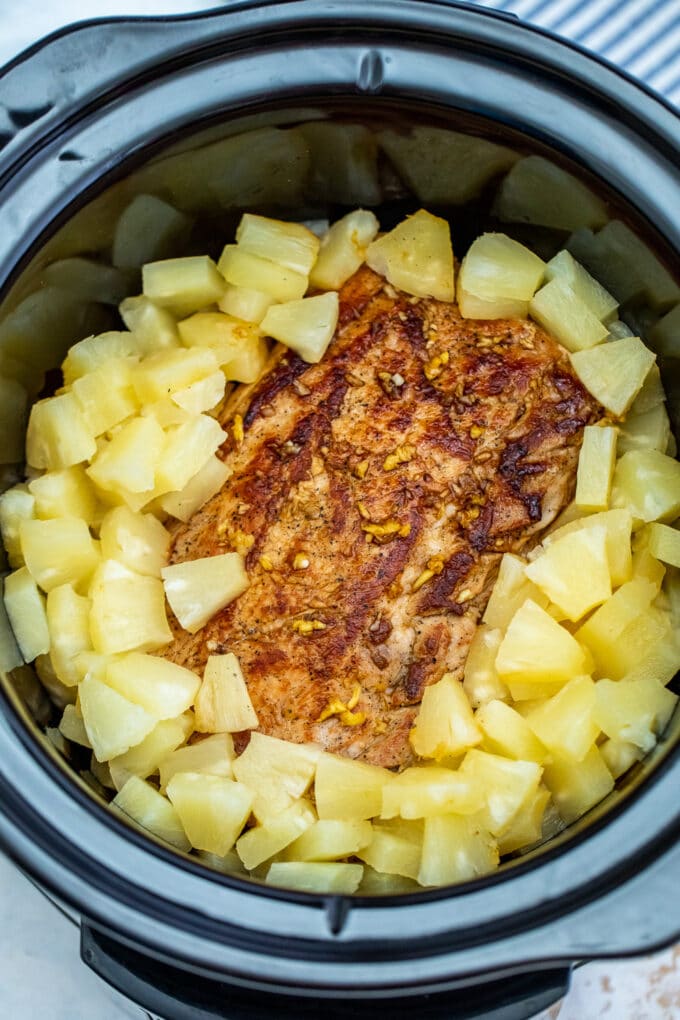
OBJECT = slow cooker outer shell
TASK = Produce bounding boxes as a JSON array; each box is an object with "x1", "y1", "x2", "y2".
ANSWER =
[{"x1": 0, "y1": 0, "x2": 679, "y2": 1005}]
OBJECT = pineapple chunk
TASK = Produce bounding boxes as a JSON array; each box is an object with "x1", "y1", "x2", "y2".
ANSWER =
[
  {"x1": 119, "y1": 296, "x2": 180, "y2": 353},
  {"x1": 236, "y1": 213, "x2": 320, "y2": 275},
  {"x1": 576, "y1": 576, "x2": 659, "y2": 675},
  {"x1": 381, "y1": 766, "x2": 479, "y2": 819},
  {"x1": 651, "y1": 303, "x2": 680, "y2": 357},
  {"x1": 133, "y1": 347, "x2": 219, "y2": 404},
  {"x1": 99, "y1": 505, "x2": 170, "y2": 577},
  {"x1": 630, "y1": 364, "x2": 665, "y2": 415},
  {"x1": 161, "y1": 552, "x2": 249, "y2": 634},
  {"x1": 159, "y1": 733, "x2": 234, "y2": 791},
  {"x1": 409, "y1": 673, "x2": 482, "y2": 759},
  {"x1": 20, "y1": 517, "x2": 99, "y2": 592},
  {"x1": 526, "y1": 676, "x2": 599, "y2": 761},
  {"x1": 171, "y1": 371, "x2": 226, "y2": 415},
  {"x1": 315, "y1": 753, "x2": 387, "y2": 820},
  {"x1": 236, "y1": 799, "x2": 316, "y2": 870},
  {"x1": 72, "y1": 357, "x2": 139, "y2": 437},
  {"x1": 90, "y1": 562, "x2": 172, "y2": 654},
  {"x1": 232, "y1": 731, "x2": 319, "y2": 822},
  {"x1": 497, "y1": 786, "x2": 551, "y2": 856},
  {"x1": 482, "y1": 553, "x2": 548, "y2": 630},
  {"x1": 222, "y1": 333, "x2": 269, "y2": 385},
  {"x1": 493, "y1": 156, "x2": 608, "y2": 231},
  {"x1": 298, "y1": 122, "x2": 381, "y2": 205},
  {"x1": 142, "y1": 255, "x2": 226, "y2": 317},
  {"x1": 218, "y1": 246, "x2": 307, "y2": 302},
  {"x1": 645, "y1": 522, "x2": 680, "y2": 568},
  {"x1": 457, "y1": 288, "x2": 528, "y2": 321},
  {"x1": 158, "y1": 454, "x2": 231, "y2": 522},
  {"x1": 570, "y1": 337, "x2": 656, "y2": 416},
  {"x1": 62, "y1": 331, "x2": 141, "y2": 385},
  {"x1": 529, "y1": 278, "x2": 608, "y2": 352},
  {"x1": 105, "y1": 652, "x2": 200, "y2": 719},
  {"x1": 418, "y1": 815, "x2": 498, "y2": 887},
  {"x1": 3, "y1": 567, "x2": 50, "y2": 662},
  {"x1": 309, "y1": 210, "x2": 380, "y2": 291},
  {"x1": 112, "y1": 193, "x2": 192, "y2": 270},
  {"x1": 544, "y1": 250, "x2": 618, "y2": 323},
  {"x1": 542, "y1": 745, "x2": 614, "y2": 824},
  {"x1": 460, "y1": 750, "x2": 542, "y2": 836},
  {"x1": 109, "y1": 713, "x2": 195, "y2": 789},
  {"x1": 260, "y1": 292, "x2": 338, "y2": 365},
  {"x1": 0, "y1": 485, "x2": 36, "y2": 567},
  {"x1": 358, "y1": 829, "x2": 420, "y2": 881},
  {"x1": 0, "y1": 579, "x2": 23, "y2": 673},
  {"x1": 166, "y1": 772, "x2": 253, "y2": 856},
  {"x1": 612, "y1": 449, "x2": 680, "y2": 523},
  {"x1": 35, "y1": 652, "x2": 76, "y2": 706},
  {"x1": 618, "y1": 403, "x2": 672, "y2": 455},
  {"x1": 525, "y1": 526, "x2": 611, "y2": 621},
  {"x1": 462, "y1": 625, "x2": 508, "y2": 708},
  {"x1": 579, "y1": 221, "x2": 680, "y2": 311},
  {"x1": 574, "y1": 425, "x2": 617, "y2": 512},
  {"x1": 79, "y1": 674, "x2": 157, "y2": 761},
  {"x1": 543, "y1": 508, "x2": 632, "y2": 587},
  {"x1": 28, "y1": 466, "x2": 100, "y2": 525},
  {"x1": 59, "y1": 703, "x2": 91, "y2": 747},
  {"x1": 195, "y1": 652, "x2": 258, "y2": 733},
  {"x1": 266, "y1": 862, "x2": 363, "y2": 894},
  {"x1": 495, "y1": 598, "x2": 588, "y2": 686},
  {"x1": 46, "y1": 584, "x2": 92, "y2": 685},
  {"x1": 177, "y1": 311, "x2": 260, "y2": 366},
  {"x1": 459, "y1": 234, "x2": 545, "y2": 309},
  {"x1": 600, "y1": 738, "x2": 643, "y2": 779},
  {"x1": 26, "y1": 393, "x2": 97, "y2": 470},
  {"x1": 218, "y1": 285, "x2": 274, "y2": 326},
  {"x1": 112, "y1": 776, "x2": 190, "y2": 851},
  {"x1": 284, "y1": 819, "x2": 373, "y2": 862},
  {"x1": 366, "y1": 209, "x2": 454, "y2": 302},
  {"x1": 87, "y1": 415, "x2": 166, "y2": 498},
  {"x1": 594, "y1": 677, "x2": 677, "y2": 753},
  {"x1": 154, "y1": 415, "x2": 227, "y2": 495},
  {"x1": 476, "y1": 699, "x2": 546, "y2": 763}
]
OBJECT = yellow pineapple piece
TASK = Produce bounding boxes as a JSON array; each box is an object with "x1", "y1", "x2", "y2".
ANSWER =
[
  {"x1": 576, "y1": 576, "x2": 660, "y2": 676},
  {"x1": 462, "y1": 625, "x2": 509, "y2": 708},
  {"x1": 476, "y1": 699, "x2": 546, "y2": 763},
  {"x1": 495, "y1": 598, "x2": 588, "y2": 686},
  {"x1": 46, "y1": 584, "x2": 92, "y2": 686},
  {"x1": 381, "y1": 766, "x2": 479, "y2": 819},
  {"x1": 600, "y1": 738, "x2": 643, "y2": 779},
  {"x1": 525, "y1": 525, "x2": 611, "y2": 621},
  {"x1": 28, "y1": 466, "x2": 100, "y2": 525},
  {"x1": 284, "y1": 819, "x2": 372, "y2": 862},
  {"x1": 3, "y1": 567, "x2": 50, "y2": 662},
  {"x1": 89, "y1": 561, "x2": 172, "y2": 654},
  {"x1": 0, "y1": 579, "x2": 23, "y2": 672},
  {"x1": 574, "y1": 425, "x2": 617, "y2": 512},
  {"x1": 112, "y1": 775, "x2": 190, "y2": 851},
  {"x1": 218, "y1": 285, "x2": 274, "y2": 325},
  {"x1": 162, "y1": 553, "x2": 249, "y2": 634},
  {"x1": 142, "y1": 255, "x2": 226, "y2": 317},
  {"x1": 459, "y1": 233, "x2": 545, "y2": 311},
  {"x1": 236, "y1": 799, "x2": 316, "y2": 870},
  {"x1": 544, "y1": 249, "x2": 618, "y2": 322},
  {"x1": 61, "y1": 331, "x2": 141, "y2": 385},
  {"x1": 482, "y1": 553, "x2": 548, "y2": 630},
  {"x1": 366, "y1": 209, "x2": 454, "y2": 302},
  {"x1": 309, "y1": 209, "x2": 380, "y2": 291},
  {"x1": 526, "y1": 676, "x2": 599, "y2": 761},
  {"x1": 493, "y1": 156, "x2": 608, "y2": 231},
  {"x1": 357, "y1": 828, "x2": 420, "y2": 881},
  {"x1": 158, "y1": 454, "x2": 231, "y2": 523},
  {"x1": 171, "y1": 371, "x2": 226, "y2": 415},
  {"x1": 529, "y1": 278, "x2": 608, "y2": 352},
  {"x1": 497, "y1": 786, "x2": 551, "y2": 855},
  {"x1": 618, "y1": 403, "x2": 672, "y2": 455},
  {"x1": 177, "y1": 310, "x2": 258, "y2": 363},
  {"x1": 26, "y1": 393, "x2": 97, "y2": 470},
  {"x1": 457, "y1": 288, "x2": 528, "y2": 320},
  {"x1": 409, "y1": 673, "x2": 482, "y2": 759},
  {"x1": 460, "y1": 750, "x2": 542, "y2": 836},
  {"x1": 570, "y1": 337, "x2": 656, "y2": 416},
  {"x1": 159, "y1": 733, "x2": 234, "y2": 792},
  {"x1": 232, "y1": 730, "x2": 319, "y2": 822},
  {"x1": 314, "y1": 753, "x2": 387, "y2": 820},
  {"x1": 133, "y1": 347, "x2": 219, "y2": 404},
  {"x1": 87, "y1": 415, "x2": 166, "y2": 499},
  {"x1": 109, "y1": 713, "x2": 194, "y2": 789},
  {"x1": 645, "y1": 522, "x2": 680, "y2": 568},
  {"x1": 542, "y1": 508, "x2": 632, "y2": 587},
  {"x1": 195, "y1": 652, "x2": 258, "y2": 733},
  {"x1": 0, "y1": 485, "x2": 35, "y2": 567},
  {"x1": 218, "y1": 245, "x2": 307, "y2": 302},
  {"x1": 260, "y1": 292, "x2": 339, "y2": 364},
  {"x1": 154, "y1": 415, "x2": 226, "y2": 496},
  {"x1": 612, "y1": 449, "x2": 680, "y2": 523},
  {"x1": 266, "y1": 861, "x2": 364, "y2": 894},
  {"x1": 594, "y1": 677, "x2": 677, "y2": 752},
  {"x1": 58, "y1": 703, "x2": 91, "y2": 748},
  {"x1": 72, "y1": 357, "x2": 139, "y2": 437},
  {"x1": 119, "y1": 295, "x2": 180, "y2": 352},
  {"x1": 99, "y1": 505, "x2": 170, "y2": 577},
  {"x1": 235, "y1": 213, "x2": 320, "y2": 275},
  {"x1": 20, "y1": 517, "x2": 99, "y2": 592},
  {"x1": 542, "y1": 745, "x2": 614, "y2": 824},
  {"x1": 105, "y1": 652, "x2": 200, "y2": 719},
  {"x1": 418, "y1": 814, "x2": 498, "y2": 886},
  {"x1": 222, "y1": 333, "x2": 269, "y2": 385},
  {"x1": 79, "y1": 674, "x2": 157, "y2": 762},
  {"x1": 166, "y1": 772, "x2": 253, "y2": 856}
]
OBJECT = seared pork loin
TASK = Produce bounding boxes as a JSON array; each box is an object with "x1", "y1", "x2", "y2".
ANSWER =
[{"x1": 163, "y1": 266, "x2": 600, "y2": 767}]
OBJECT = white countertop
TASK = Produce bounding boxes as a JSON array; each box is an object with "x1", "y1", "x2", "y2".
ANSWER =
[{"x1": 1, "y1": 2, "x2": 678, "y2": 1017}]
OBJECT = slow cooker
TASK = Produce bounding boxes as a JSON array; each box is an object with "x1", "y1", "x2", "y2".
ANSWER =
[{"x1": 0, "y1": 3, "x2": 679, "y2": 1018}]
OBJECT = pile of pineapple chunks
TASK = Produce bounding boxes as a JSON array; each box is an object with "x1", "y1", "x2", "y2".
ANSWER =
[{"x1": 1, "y1": 205, "x2": 679, "y2": 895}]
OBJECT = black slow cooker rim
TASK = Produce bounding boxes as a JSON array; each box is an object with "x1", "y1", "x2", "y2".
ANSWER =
[{"x1": 0, "y1": 0, "x2": 679, "y2": 995}]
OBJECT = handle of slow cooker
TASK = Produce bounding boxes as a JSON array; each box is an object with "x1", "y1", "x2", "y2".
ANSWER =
[{"x1": 80, "y1": 923, "x2": 570, "y2": 1020}]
